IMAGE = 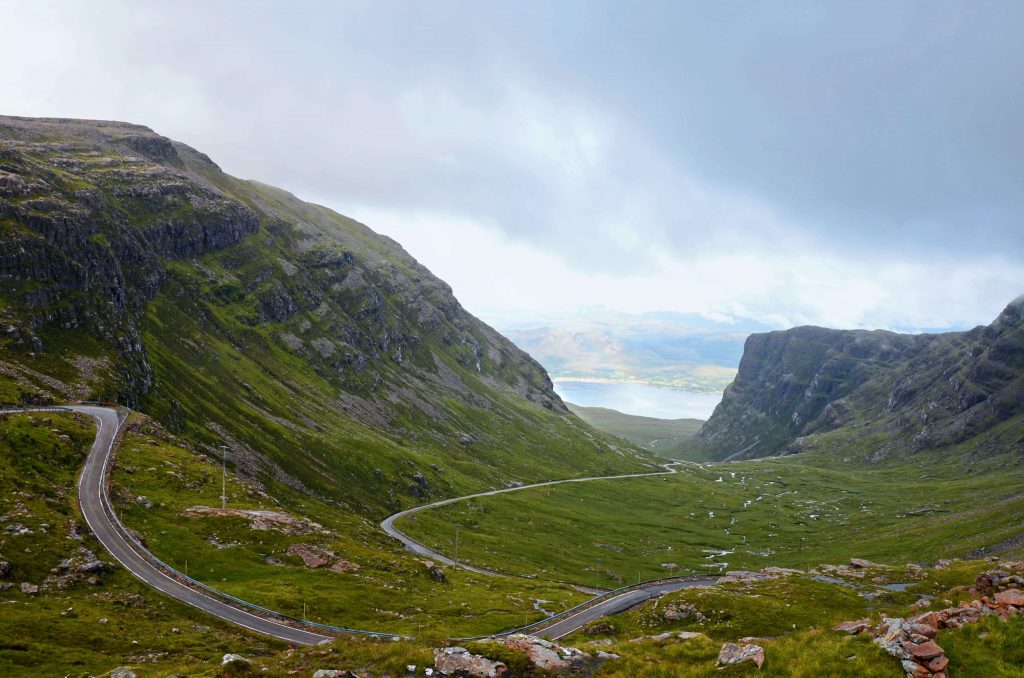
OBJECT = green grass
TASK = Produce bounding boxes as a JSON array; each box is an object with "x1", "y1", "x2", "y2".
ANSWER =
[
  {"x1": 396, "y1": 454, "x2": 1024, "y2": 589},
  {"x1": 0, "y1": 411, "x2": 293, "y2": 678},
  {"x1": 578, "y1": 558, "x2": 1024, "y2": 677},
  {"x1": 110, "y1": 415, "x2": 593, "y2": 638},
  {"x1": 567, "y1": 403, "x2": 702, "y2": 456}
]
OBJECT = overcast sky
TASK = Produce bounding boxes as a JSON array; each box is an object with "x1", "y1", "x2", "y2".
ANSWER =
[{"x1": 4, "y1": 0, "x2": 1022, "y2": 331}]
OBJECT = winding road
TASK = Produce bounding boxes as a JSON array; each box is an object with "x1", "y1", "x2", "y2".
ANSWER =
[
  {"x1": 70, "y1": 405, "x2": 333, "y2": 646},
  {"x1": 4, "y1": 405, "x2": 717, "y2": 645},
  {"x1": 380, "y1": 463, "x2": 683, "y2": 577},
  {"x1": 379, "y1": 462, "x2": 718, "y2": 638}
]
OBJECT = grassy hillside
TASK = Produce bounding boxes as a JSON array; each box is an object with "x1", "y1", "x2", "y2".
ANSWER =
[
  {"x1": 0, "y1": 410, "x2": 291, "y2": 677},
  {"x1": 109, "y1": 412, "x2": 589, "y2": 637},
  {"x1": 567, "y1": 403, "x2": 702, "y2": 457},
  {"x1": 0, "y1": 115, "x2": 653, "y2": 522}
]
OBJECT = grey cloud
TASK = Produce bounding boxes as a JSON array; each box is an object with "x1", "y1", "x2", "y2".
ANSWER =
[{"x1": 3, "y1": 0, "x2": 1021, "y2": 316}]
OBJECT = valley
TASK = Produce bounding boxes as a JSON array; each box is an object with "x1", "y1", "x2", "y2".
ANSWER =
[
  {"x1": 0, "y1": 115, "x2": 1022, "y2": 677},
  {"x1": 395, "y1": 451, "x2": 1024, "y2": 588}
]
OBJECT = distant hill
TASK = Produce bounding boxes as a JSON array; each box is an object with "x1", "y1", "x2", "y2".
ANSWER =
[
  {"x1": 497, "y1": 313, "x2": 746, "y2": 392},
  {"x1": 567, "y1": 403, "x2": 702, "y2": 457},
  {"x1": 689, "y1": 297, "x2": 1024, "y2": 462}
]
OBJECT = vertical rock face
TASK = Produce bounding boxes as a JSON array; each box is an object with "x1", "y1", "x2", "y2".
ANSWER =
[
  {"x1": 693, "y1": 297, "x2": 1024, "y2": 461},
  {"x1": 0, "y1": 117, "x2": 260, "y2": 403}
]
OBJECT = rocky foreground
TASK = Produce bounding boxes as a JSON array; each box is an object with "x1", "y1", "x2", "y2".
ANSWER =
[
  {"x1": 833, "y1": 562, "x2": 1024, "y2": 678},
  {"x1": 425, "y1": 558, "x2": 1024, "y2": 677}
]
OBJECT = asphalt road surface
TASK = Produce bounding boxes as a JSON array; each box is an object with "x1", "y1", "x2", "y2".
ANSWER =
[
  {"x1": 381, "y1": 462, "x2": 683, "y2": 575},
  {"x1": 537, "y1": 578, "x2": 717, "y2": 640},
  {"x1": 69, "y1": 405, "x2": 332, "y2": 646}
]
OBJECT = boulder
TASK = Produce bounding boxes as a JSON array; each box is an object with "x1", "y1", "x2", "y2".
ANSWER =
[
  {"x1": 221, "y1": 653, "x2": 251, "y2": 667},
  {"x1": 904, "y1": 623, "x2": 936, "y2": 639},
  {"x1": 585, "y1": 622, "x2": 614, "y2": 636},
  {"x1": 20, "y1": 582, "x2": 38, "y2": 595},
  {"x1": 502, "y1": 634, "x2": 591, "y2": 671},
  {"x1": 994, "y1": 588, "x2": 1024, "y2": 606},
  {"x1": 662, "y1": 601, "x2": 707, "y2": 622},
  {"x1": 832, "y1": 619, "x2": 871, "y2": 635},
  {"x1": 433, "y1": 647, "x2": 506, "y2": 677},
  {"x1": 900, "y1": 659, "x2": 930, "y2": 677},
  {"x1": 312, "y1": 671, "x2": 356, "y2": 678},
  {"x1": 717, "y1": 642, "x2": 765, "y2": 668},
  {"x1": 422, "y1": 559, "x2": 447, "y2": 583},
  {"x1": 850, "y1": 558, "x2": 883, "y2": 569},
  {"x1": 901, "y1": 640, "x2": 944, "y2": 660},
  {"x1": 677, "y1": 631, "x2": 706, "y2": 640},
  {"x1": 286, "y1": 543, "x2": 336, "y2": 568},
  {"x1": 184, "y1": 506, "x2": 330, "y2": 536},
  {"x1": 0, "y1": 560, "x2": 10, "y2": 578},
  {"x1": 110, "y1": 668, "x2": 138, "y2": 678}
]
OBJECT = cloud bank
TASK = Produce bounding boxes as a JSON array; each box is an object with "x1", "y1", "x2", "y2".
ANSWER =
[{"x1": 3, "y1": 0, "x2": 1021, "y2": 330}]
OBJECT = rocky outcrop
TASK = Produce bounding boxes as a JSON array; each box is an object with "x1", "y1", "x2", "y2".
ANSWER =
[
  {"x1": 832, "y1": 562, "x2": 1024, "y2": 678},
  {"x1": 433, "y1": 647, "x2": 507, "y2": 677},
  {"x1": 716, "y1": 642, "x2": 765, "y2": 668},
  {"x1": 693, "y1": 296, "x2": 1024, "y2": 461},
  {"x1": 285, "y1": 543, "x2": 337, "y2": 569},
  {"x1": 0, "y1": 117, "x2": 261, "y2": 404},
  {"x1": 43, "y1": 546, "x2": 108, "y2": 589},
  {"x1": 501, "y1": 634, "x2": 593, "y2": 672},
  {"x1": 434, "y1": 635, "x2": 609, "y2": 676},
  {"x1": 661, "y1": 601, "x2": 707, "y2": 622},
  {"x1": 184, "y1": 506, "x2": 331, "y2": 536}
]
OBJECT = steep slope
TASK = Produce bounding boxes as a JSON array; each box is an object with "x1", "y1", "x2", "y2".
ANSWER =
[
  {"x1": 0, "y1": 115, "x2": 651, "y2": 516},
  {"x1": 691, "y1": 297, "x2": 1024, "y2": 461}
]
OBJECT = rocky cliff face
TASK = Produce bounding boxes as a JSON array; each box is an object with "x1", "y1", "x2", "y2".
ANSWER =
[
  {"x1": 0, "y1": 116, "x2": 560, "y2": 410},
  {"x1": 0, "y1": 116, "x2": 642, "y2": 513},
  {"x1": 0, "y1": 117, "x2": 261, "y2": 399},
  {"x1": 693, "y1": 297, "x2": 1024, "y2": 461}
]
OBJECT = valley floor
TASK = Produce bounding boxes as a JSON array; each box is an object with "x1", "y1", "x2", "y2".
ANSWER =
[{"x1": 3, "y1": 408, "x2": 1023, "y2": 677}]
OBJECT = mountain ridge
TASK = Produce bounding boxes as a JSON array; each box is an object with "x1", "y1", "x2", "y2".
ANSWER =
[
  {"x1": 688, "y1": 297, "x2": 1024, "y2": 462},
  {"x1": 0, "y1": 115, "x2": 651, "y2": 517}
]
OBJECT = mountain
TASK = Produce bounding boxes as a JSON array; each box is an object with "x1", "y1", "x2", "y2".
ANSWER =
[
  {"x1": 566, "y1": 403, "x2": 702, "y2": 457},
  {"x1": 0, "y1": 115, "x2": 651, "y2": 515},
  {"x1": 689, "y1": 297, "x2": 1024, "y2": 461}
]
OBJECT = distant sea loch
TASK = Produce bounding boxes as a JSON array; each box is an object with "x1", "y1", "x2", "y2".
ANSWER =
[{"x1": 552, "y1": 379, "x2": 722, "y2": 420}]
